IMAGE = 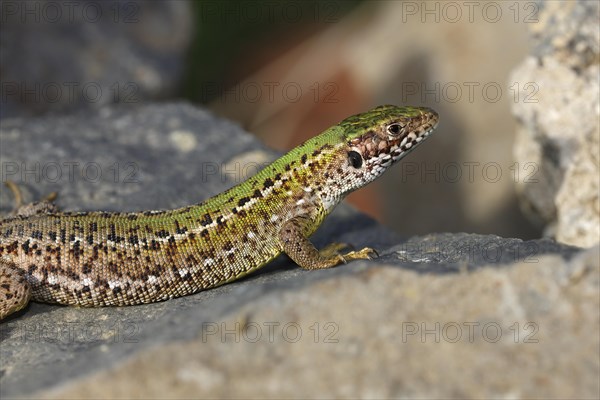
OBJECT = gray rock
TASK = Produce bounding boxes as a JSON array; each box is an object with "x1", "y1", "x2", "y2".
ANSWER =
[
  {"x1": 40, "y1": 245, "x2": 600, "y2": 400},
  {"x1": 0, "y1": 1, "x2": 192, "y2": 119},
  {"x1": 510, "y1": 0, "x2": 600, "y2": 247},
  {"x1": 0, "y1": 103, "x2": 596, "y2": 399}
]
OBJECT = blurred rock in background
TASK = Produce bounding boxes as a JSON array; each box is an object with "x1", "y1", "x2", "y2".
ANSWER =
[
  {"x1": 205, "y1": 1, "x2": 540, "y2": 240},
  {"x1": 511, "y1": 0, "x2": 600, "y2": 248},
  {"x1": 0, "y1": 0, "x2": 193, "y2": 118}
]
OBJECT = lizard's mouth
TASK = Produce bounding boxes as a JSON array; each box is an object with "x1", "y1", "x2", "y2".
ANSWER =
[
  {"x1": 389, "y1": 124, "x2": 437, "y2": 164},
  {"x1": 372, "y1": 123, "x2": 438, "y2": 170}
]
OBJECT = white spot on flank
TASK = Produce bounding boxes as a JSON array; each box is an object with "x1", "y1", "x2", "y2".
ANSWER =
[
  {"x1": 225, "y1": 247, "x2": 236, "y2": 255},
  {"x1": 296, "y1": 199, "x2": 305, "y2": 205},
  {"x1": 108, "y1": 280, "x2": 120, "y2": 289},
  {"x1": 82, "y1": 278, "x2": 93, "y2": 286},
  {"x1": 204, "y1": 258, "x2": 215, "y2": 266},
  {"x1": 147, "y1": 275, "x2": 158, "y2": 284},
  {"x1": 286, "y1": 191, "x2": 293, "y2": 196},
  {"x1": 270, "y1": 214, "x2": 279, "y2": 222},
  {"x1": 178, "y1": 269, "x2": 189, "y2": 277},
  {"x1": 303, "y1": 187, "x2": 313, "y2": 192},
  {"x1": 47, "y1": 275, "x2": 57, "y2": 285},
  {"x1": 247, "y1": 232, "x2": 256, "y2": 239}
]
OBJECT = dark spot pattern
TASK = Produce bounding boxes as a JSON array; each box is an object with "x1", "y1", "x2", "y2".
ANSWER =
[
  {"x1": 238, "y1": 197, "x2": 250, "y2": 207},
  {"x1": 200, "y1": 214, "x2": 213, "y2": 226},
  {"x1": 263, "y1": 178, "x2": 274, "y2": 189}
]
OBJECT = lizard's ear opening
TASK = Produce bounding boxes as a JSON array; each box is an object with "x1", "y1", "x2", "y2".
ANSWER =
[{"x1": 347, "y1": 151, "x2": 363, "y2": 168}]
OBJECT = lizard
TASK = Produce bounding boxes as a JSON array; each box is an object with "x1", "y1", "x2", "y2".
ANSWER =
[{"x1": 0, "y1": 105, "x2": 439, "y2": 320}]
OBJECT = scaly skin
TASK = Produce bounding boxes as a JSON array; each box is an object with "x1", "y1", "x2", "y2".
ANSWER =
[{"x1": 0, "y1": 105, "x2": 439, "y2": 319}]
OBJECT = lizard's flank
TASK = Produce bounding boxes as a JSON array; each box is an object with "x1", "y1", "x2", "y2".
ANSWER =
[{"x1": 0, "y1": 105, "x2": 439, "y2": 319}]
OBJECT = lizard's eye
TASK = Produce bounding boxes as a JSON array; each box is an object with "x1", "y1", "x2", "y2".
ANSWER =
[
  {"x1": 387, "y1": 123, "x2": 403, "y2": 136},
  {"x1": 348, "y1": 151, "x2": 363, "y2": 168}
]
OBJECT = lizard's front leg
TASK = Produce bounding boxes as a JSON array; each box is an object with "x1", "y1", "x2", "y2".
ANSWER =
[{"x1": 279, "y1": 216, "x2": 377, "y2": 270}]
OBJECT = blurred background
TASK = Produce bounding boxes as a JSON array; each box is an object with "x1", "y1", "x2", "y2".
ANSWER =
[{"x1": 1, "y1": 0, "x2": 598, "y2": 246}]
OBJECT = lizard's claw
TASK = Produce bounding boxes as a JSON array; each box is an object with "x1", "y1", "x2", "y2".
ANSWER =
[
  {"x1": 4, "y1": 180, "x2": 24, "y2": 209},
  {"x1": 341, "y1": 247, "x2": 378, "y2": 262},
  {"x1": 4, "y1": 181, "x2": 59, "y2": 217}
]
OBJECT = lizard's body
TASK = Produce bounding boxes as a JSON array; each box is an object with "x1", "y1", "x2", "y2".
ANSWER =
[{"x1": 0, "y1": 105, "x2": 438, "y2": 319}]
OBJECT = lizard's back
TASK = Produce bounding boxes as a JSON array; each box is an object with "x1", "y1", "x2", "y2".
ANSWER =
[{"x1": 0, "y1": 192, "x2": 290, "y2": 306}]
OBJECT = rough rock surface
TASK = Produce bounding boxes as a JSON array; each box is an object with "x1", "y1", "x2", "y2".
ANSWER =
[
  {"x1": 0, "y1": 103, "x2": 597, "y2": 399},
  {"x1": 44, "y1": 245, "x2": 599, "y2": 400},
  {"x1": 510, "y1": 0, "x2": 600, "y2": 247}
]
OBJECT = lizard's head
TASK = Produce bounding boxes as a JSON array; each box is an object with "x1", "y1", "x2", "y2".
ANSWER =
[
  {"x1": 341, "y1": 105, "x2": 439, "y2": 176},
  {"x1": 319, "y1": 105, "x2": 439, "y2": 208}
]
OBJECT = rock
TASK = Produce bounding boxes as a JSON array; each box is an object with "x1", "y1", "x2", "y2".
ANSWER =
[
  {"x1": 0, "y1": 103, "x2": 267, "y2": 215},
  {"x1": 41, "y1": 245, "x2": 600, "y2": 399},
  {"x1": 510, "y1": 0, "x2": 600, "y2": 247},
  {"x1": 0, "y1": 103, "x2": 596, "y2": 398},
  {"x1": 0, "y1": 1, "x2": 192, "y2": 119}
]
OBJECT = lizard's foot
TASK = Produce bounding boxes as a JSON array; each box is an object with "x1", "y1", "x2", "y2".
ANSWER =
[
  {"x1": 312, "y1": 245, "x2": 378, "y2": 269},
  {"x1": 340, "y1": 247, "x2": 379, "y2": 262},
  {"x1": 0, "y1": 261, "x2": 32, "y2": 320},
  {"x1": 318, "y1": 242, "x2": 353, "y2": 259},
  {"x1": 319, "y1": 243, "x2": 378, "y2": 264},
  {"x1": 4, "y1": 180, "x2": 59, "y2": 217},
  {"x1": 280, "y1": 216, "x2": 379, "y2": 270}
]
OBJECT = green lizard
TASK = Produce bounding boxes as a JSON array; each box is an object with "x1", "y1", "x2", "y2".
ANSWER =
[{"x1": 0, "y1": 105, "x2": 439, "y2": 320}]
